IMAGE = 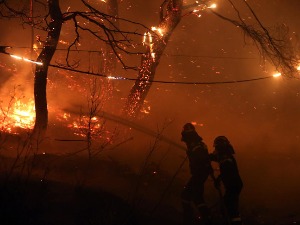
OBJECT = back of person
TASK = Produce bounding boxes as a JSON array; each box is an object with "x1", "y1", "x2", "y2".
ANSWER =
[
  {"x1": 181, "y1": 123, "x2": 213, "y2": 225},
  {"x1": 186, "y1": 141, "x2": 211, "y2": 179},
  {"x1": 219, "y1": 154, "x2": 243, "y2": 192}
]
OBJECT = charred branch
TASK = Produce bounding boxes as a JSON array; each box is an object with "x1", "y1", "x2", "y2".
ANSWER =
[
  {"x1": 212, "y1": 0, "x2": 299, "y2": 78},
  {"x1": 0, "y1": 0, "x2": 46, "y2": 28},
  {"x1": 124, "y1": 0, "x2": 183, "y2": 118},
  {"x1": 60, "y1": 0, "x2": 152, "y2": 70},
  {"x1": 160, "y1": 0, "x2": 168, "y2": 22},
  {"x1": 63, "y1": 11, "x2": 146, "y2": 69},
  {"x1": 103, "y1": 0, "x2": 119, "y2": 75}
]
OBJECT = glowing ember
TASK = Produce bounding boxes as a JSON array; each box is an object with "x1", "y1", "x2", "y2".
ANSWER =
[
  {"x1": 151, "y1": 53, "x2": 156, "y2": 60},
  {"x1": 33, "y1": 43, "x2": 39, "y2": 54},
  {"x1": 151, "y1": 26, "x2": 164, "y2": 36},
  {"x1": 143, "y1": 32, "x2": 153, "y2": 46},
  {"x1": 208, "y1": 3, "x2": 217, "y2": 9},
  {"x1": 142, "y1": 32, "x2": 156, "y2": 60},
  {"x1": 57, "y1": 112, "x2": 109, "y2": 139},
  {"x1": 297, "y1": 65, "x2": 300, "y2": 71},
  {"x1": 273, "y1": 72, "x2": 281, "y2": 77},
  {"x1": 140, "y1": 105, "x2": 151, "y2": 114},
  {"x1": 107, "y1": 75, "x2": 126, "y2": 80},
  {"x1": 59, "y1": 40, "x2": 70, "y2": 45},
  {"x1": 191, "y1": 121, "x2": 204, "y2": 127}
]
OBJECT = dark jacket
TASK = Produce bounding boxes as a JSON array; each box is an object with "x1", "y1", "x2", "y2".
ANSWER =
[
  {"x1": 210, "y1": 152, "x2": 243, "y2": 190},
  {"x1": 186, "y1": 141, "x2": 212, "y2": 179}
]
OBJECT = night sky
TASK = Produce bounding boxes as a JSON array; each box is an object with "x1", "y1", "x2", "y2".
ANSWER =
[{"x1": 1, "y1": 0, "x2": 300, "y2": 223}]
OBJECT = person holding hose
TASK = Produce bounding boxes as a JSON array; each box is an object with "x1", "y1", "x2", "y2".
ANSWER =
[
  {"x1": 181, "y1": 123, "x2": 213, "y2": 225},
  {"x1": 210, "y1": 136, "x2": 243, "y2": 225}
]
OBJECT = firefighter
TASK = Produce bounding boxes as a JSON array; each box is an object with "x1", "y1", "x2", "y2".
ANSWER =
[
  {"x1": 210, "y1": 136, "x2": 243, "y2": 225},
  {"x1": 181, "y1": 123, "x2": 213, "y2": 225}
]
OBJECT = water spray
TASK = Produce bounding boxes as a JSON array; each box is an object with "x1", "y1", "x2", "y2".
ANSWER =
[{"x1": 0, "y1": 45, "x2": 43, "y2": 66}]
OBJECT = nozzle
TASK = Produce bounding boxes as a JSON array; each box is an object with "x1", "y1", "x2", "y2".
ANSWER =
[{"x1": 0, "y1": 46, "x2": 11, "y2": 54}]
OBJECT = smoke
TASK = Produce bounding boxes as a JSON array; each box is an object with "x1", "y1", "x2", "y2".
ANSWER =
[{"x1": 1, "y1": 1, "x2": 300, "y2": 223}]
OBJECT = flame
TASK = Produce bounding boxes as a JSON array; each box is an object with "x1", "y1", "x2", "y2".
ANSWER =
[
  {"x1": 151, "y1": 52, "x2": 156, "y2": 59},
  {"x1": 192, "y1": 9, "x2": 202, "y2": 17},
  {"x1": 12, "y1": 100, "x2": 35, "y2": 128},
  {"x1": 142, "y1": 31, "x2": 156, "y2": 60},
  {"x1": 151, "y1": 26, "x2": 164, "y2": 36},
  {"x1": 273, "y1": 72, "x2": 281, "y2": 77},
  {"x1": 1, "y1": 99, "x2": 35, "y2": 133},
  {"x1": 57, "y1": 112, "x2": 109, "y2": 139},
  {"x1": 208, "y1": 3, "x2": 217, "y2": 9},
  {"x1": 33, "y1": 44, "x2": 39, "y2": 55},
  {"x1": 297, "y1": 65, "x2": 300, "y2": 71}
]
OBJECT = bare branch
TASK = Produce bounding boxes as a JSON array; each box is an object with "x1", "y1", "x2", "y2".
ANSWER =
[{"x1": 211, "y1": 5, "x2": 299, "y2": 78}]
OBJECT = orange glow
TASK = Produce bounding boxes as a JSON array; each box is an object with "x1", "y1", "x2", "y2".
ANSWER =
[
  {"x1": 57, "y1": 112, "x2": 108, "y2": 138},
  {"x1": 1, "y1": 99, "x2": 35, "y2": 133},
  {"x1": 33, "y1": 43, "x2": 39, "y2": 55},
  {"x1": 142, "y1": 31, "x2": 156, "y2": 60},
  {"x1": 208, "y1": 3, "x2": 217, "y2": 9},
  {"x1": 151, "y1": 26, "x2": 164, "y2": 36},
  {"x1": 273, "y1": 72, "x2": 281, "y2": 77},
  {"x1": 191, "y1": 121, "x2": 204, "y2": 127},
  {"x1": 59, "y1": 40, "x2": 69, "y2": 45}
]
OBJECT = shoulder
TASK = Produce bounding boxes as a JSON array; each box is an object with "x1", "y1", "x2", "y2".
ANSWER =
[
  {"x1": 191, "y1": 142, "x2": 207, "y2": 151},
  {"x1": 220, "y1": 155, "x2": 236, "y2": 165}
]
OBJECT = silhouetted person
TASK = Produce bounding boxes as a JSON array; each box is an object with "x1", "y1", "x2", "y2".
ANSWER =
[
  {"x1": 0, "y1": 46, "x2": 10, "y2": 54},
  {"x1": 210, "y1": 136, "x2": 243, "y2": 225},
  {"x1": 181, "y1": 123, "x2": 212, "y2": 225}
]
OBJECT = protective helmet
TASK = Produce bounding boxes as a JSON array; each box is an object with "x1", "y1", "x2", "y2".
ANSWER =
[
  {"x1": 181, "y1": 123, "x2": 202, "y2": 142},
  {"x1": 213, "y1": 136, "x2": 229, "y2": 147},
  {"x1": 213, "y1": 136, "x2": 234, "y2": 154},
  {"x1": 182, "y1": 123, "x2": 195, "y2": 133}
]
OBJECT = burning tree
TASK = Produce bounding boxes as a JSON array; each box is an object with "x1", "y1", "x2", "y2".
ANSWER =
[
  {"x1": 123, "y1": 0, "x2": 183, "y2": 117},
  {"x1": 0, "y1": 0, "x2": 149, "y2": 141}
]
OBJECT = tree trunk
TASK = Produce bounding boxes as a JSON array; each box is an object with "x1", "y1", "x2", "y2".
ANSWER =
[
  {"x1": 124, "y1": 0, "x2": 183, "y2": 117},
  {"x1": 32, "y1": 0, "x2": 63, "y2": 142}
]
